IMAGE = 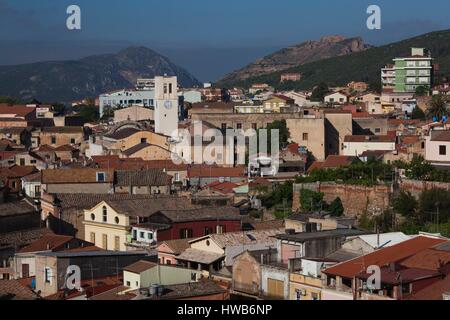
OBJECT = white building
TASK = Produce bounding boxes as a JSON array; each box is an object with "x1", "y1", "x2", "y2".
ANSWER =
[
  {"x1": 425, "y1": 130, "x2": 450, "y2": 167},
  {"x1": 343, "y1": 135, "x2": 396, "y2": 157},
  {"x1": 99, "y1": 89, "x2": 155, "y2": 117},
  {"x1": 324, "y1": 92, "x2": 349, "y2": 105}
]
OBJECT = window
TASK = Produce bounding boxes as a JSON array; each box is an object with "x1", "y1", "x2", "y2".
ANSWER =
[
  {"x1": 141, "y1": 138, "x2": 147, "y2": 144},
  {"x1": 166, "y1": 260, "x2": 172, "y2": 265},
  {"x1": 204, "y1": 227, "x2": 212, "y2": 236},
  {"x1": 70, "y1": 138, "x2": 75, "y2": 144},
  {"x1": 91, "y1": 213, "x2": 95, "y2": 221},
  {"x1": 252, "y1": 123, "x2": 257, "y2": 130},
  {"x1": 302, "y1": 133, "x2": 308, "y2": 141},
  {"x1": 102, "y1": 206, "x2": 107, "y2": 222},
  {"x1": 34, "y1": 185, "x2": 41, "y2": 197},
  {"x1": 147, "y1": 232, "x2": 153, "y2": 240},
  {"x1": 44, "y1": 267, "x2": 52, "y2": 284},
  {"x1": 221, "y1": 123, "x2": 227, "y2": 131},
  {"x1": 90, "y1": 232, "x2": 96, "y2": 244},
  {"x1": 115, "y1": 217, "x2": 119, "y2": 224},
  {"x1": 30, "y1": 159, "x2": 36, "y2": 164},
  {"x1": 140, "y1": 231, "x2": 145, "y2": 239},
  {"x1": 311, "y1": 292, "x2": 319, "y2": 300},
  {"x1": 236, "y1": 123, "x2": 242, "y2": 130},
  {"x1": 51, "y1": 136, "x2": 56, "y2": 144},
  {"x1": 132, "y1": 229, "x2": 137, "y2": 240},
  {"x1": 97, "y1": 172, "x2": 106, "y2": 182},
  {"x1": 126, "y1": 281, "x2": 131, "y2": 287},
  {"x1": 216, "y1": 225, "x2": 226, "y2": 234},
  {"x1": 439, "y1": 145, "x2": 447, "y2": 156},
  {"x1": 20, "y1": 158, "x2": 25, "y2": 166},
  {"x1": 174, "y1": 173, "x2": 180, "y2": 182},
  {"x1": 114, "y1": 236, "x2": 120, "y2": 251},
  {"x1": 180, "y1": 228, "x2": 193, "y2": 239},
  {"x1": 374, "y1": 128, "x2": 381, "y2": 134},
  {"x1": 191, "y1": 273, "x2": 197, "y2": 281},
  {"x1": 102, "y1": 234, "x2": 108, "y2": 250}
]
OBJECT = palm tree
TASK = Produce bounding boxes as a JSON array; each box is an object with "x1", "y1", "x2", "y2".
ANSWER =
[{"x1": 427, "y1": 95, "x2": 449, "y2": 120}]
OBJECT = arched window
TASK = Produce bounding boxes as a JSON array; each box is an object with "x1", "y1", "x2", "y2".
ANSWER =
[{"x1": 102, "y1": 206, "x2": 107, "y2": 223}]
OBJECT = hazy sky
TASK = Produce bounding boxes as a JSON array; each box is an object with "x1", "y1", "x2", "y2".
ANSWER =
[{"x1": 1, "y1": 0, "x2": 450, "y2": 81}]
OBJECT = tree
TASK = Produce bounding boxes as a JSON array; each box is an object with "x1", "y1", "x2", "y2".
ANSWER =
[
  {"x1": 427, "y1": 95, "x2": 448, "y2": 120},
  {"x1": 310, "y1": 83, "x2": 329, "y2": 102},
  {"x1": 393, "y1": 191, "x2": 418, "y2": 217},
  {"x1": 418, "y1": 188, "x2": 450, "y2": 224},
  {"x1": 0, "y1": 96, "x2": 19, "y2": 105},
  {"x1": 328, "y1": 197, "x2": 344, "y2": 217},
  {"x1": 261, "y1": 181, "x2": 293, "y2": 209},
  {"x1": 76, "y1": 105, "x2": 99, "y2": 123},
  {"x1": 411, "y1": 106, "x2": 426, "y2": 120},
  {"x1": 415, "y1": 85, "x2": 429, "y2": 97},
  {"x1": 300, "y1": 189, "x2": 324, "y2": 212},
  {"x1": 406, "y1": 155, "x2": 433, "y2": 180},
  {"x1": 51, "y1": 103, "x2": 66, "y2": 116}
]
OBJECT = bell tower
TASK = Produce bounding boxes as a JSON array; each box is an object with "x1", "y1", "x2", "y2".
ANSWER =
[{"x1": 154, "y1": 75, "x2": 179, "y2": 137}]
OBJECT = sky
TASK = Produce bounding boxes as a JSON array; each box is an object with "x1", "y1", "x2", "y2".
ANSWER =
[{"x1": 1, "y1": 0, "x2": 450, "y2": 81}]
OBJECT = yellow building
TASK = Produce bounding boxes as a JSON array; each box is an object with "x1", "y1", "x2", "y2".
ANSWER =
[
  {"x1": 263, "y1": 95, "x2": 294, "y2": 113},
  {"x1": 289, "y1": 258, "x2": 336, "y2": 300},
  {"x1": 83, "y1": 201, "x2": 131, "y2": 251}
]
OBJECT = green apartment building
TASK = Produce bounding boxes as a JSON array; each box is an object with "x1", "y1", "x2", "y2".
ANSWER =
[{"x1": 381, "y1": 48, "x2": 433, "y2": 94}]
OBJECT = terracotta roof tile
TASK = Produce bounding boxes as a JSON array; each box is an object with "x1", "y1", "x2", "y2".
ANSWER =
[
  {"x1": 18, "y1": 234, "x2": 74, "y2": 253},
  {"x1": 323, "y1": 236, "x2": 447, "y2": 279},
  {"x1": 123, "y1": 260, "x2": 157, "y2": 273},
  {"x1": 42, "y1": 168, "x2": 114, "y2": 184}
]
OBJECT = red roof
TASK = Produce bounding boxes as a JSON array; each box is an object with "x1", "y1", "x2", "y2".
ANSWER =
[
  {"x1": 207, "y1": 181, "x2": 240, "y2": 194},
  {"x1": 188, "y1": 166, "x2": 246, "y2": 178},
  {"x1": 323, "y1": 236, "x2": 447, "y2": 279},
  {"x1": 344, "y1": 135, "x2": 396, "y2": 143},
  {"x1": 0, "y1": 104, "x2": 35, "y2": 118},
  {"x1": 307, "y1": 155, "x2": 355, "y2": 173},
  {"x1": 18, "y1": 234, "x2": 74, "y2": 253}
]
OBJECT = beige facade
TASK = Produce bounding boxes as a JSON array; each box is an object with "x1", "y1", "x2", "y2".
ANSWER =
[
  {"x1": 287, "y1": 118, "x2": 326, "y2": 160},
  {"x1": 114, "y1": 106, "x2": 154, "y2": 123},
  {"x1": 112, "y1": 131, "x2": 169, "y2": 152},
  {"x1": 121, "y1": 144, "x2": 172, "y2": 161},
  {"x1": 232, "y1": 251, "x2": 262, "y2": 296},
  {"x1": 32, "y1": 127, "x2": 84, "y2": 148},
  {"x1": 83, "y1": 202, "x2": 130, "y2": 251},
  {"x1": 324, "y1": 112, "x2": 353, "y2": 156},
  {"x1": 289, "y1": 273, "x2": 322, "y2": 300},
  {"x1": 35, "y1": 255, "x2": 58, "y2": 297}
]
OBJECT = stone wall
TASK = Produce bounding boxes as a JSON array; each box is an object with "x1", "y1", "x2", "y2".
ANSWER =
[
  {"x1": 293, "y1": 183, "x2": 391, "y2": 217},
  {"x1": 399, "y1": 179, "x2": 450, "y2": 198}
]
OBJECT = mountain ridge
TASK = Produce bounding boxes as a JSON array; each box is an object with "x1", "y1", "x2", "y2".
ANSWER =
[
  {"x1": 218, "y1": 29, "x2": 450, "y2": 90},
  {"x1": 218, "y1": 35, "x2": 371, "y2": 84},
  {"x1": 0, "y1": 46, "x2": 201, "y2": 103}
]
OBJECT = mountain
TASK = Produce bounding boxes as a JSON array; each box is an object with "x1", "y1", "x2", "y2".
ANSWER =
[
  {"x1": 218, "y1": 35, "x2": 371, "y2": 84},
  {"x1": 218, "y1": 29, "x2": 450, "y2": 90},
  {"x1": 0, "y1": 46, "x2": 201, "y2": 103}
]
